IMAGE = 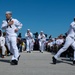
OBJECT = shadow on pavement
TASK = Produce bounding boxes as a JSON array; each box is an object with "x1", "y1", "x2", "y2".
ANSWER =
[
  {"x1": 50, "y1": 59, "x2": 73, "y2": 65},
  {"x1": 0, "y1": 59, "x2": 10, "y2": 63}
]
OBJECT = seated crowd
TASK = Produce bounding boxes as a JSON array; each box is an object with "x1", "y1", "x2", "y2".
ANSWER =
[{"x1": 46, "y1": 34, "x2": 65, "y2": 53}]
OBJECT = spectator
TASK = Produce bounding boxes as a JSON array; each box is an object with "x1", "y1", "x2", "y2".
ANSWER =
[
  {"x1": 47, "y1": 39, "x2": 54, "y2": 52},
  {"x1": 0, "y1": 30, "x2": 6, "y2": 58},
  {"x1": 55, "y1": 35, "x2": 64, "y2": 49},
  {"x1": 21, "y1": 41, "x2": 25, "y2": 52}
]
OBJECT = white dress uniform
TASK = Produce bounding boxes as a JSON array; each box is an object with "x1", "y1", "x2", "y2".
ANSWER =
[
  {"x1": 30, "y1": 38, "x2": 35, "y2": 51},
  {"x1": 1, "y1": 18, "x2": 22, "y2": 61},
  {"x1": 25, "y1": 32, "x2": 33, "y2": 52},
  {"x1": 54, "y1": 21, "x2": 75, "y2": 60},
  {"x1": 0, "y1": 36, "x2": 6, "y2": 55},
  {"x1": 38, "y1": 33, "x2": 46, "y2": 52}
]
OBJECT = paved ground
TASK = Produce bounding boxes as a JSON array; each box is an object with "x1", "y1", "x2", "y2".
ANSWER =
[{"x1": 0, "y1": 51, "x2": 75, "y2": 75}]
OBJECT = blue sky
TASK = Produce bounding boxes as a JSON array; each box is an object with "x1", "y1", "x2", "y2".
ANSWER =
[{"x1": 0, "y1": 0, "x2": 75, "y2": 38}]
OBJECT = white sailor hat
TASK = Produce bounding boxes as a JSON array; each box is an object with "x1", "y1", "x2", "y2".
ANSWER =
[
  {"x1": 27, "y1": 29, "x2": 30, "y2": 31},
  {"x1": 5, "y1": 11, "x2": 12, "y2": 15},
  {"x1": 41, "y1": 31, "x2": 43, "y2": 33}
]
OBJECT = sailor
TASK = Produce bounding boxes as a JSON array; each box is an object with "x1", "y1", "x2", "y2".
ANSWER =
[
  {"x1": 25, "y1": 29, "x2": 33, "y2": 53},
  {"x1": 1, "y1": 11, "x2": 22, "y2": 65},
  {"x1": 38, "y1": 31, "x2": 46, "y2": 53},
  {"x1": 52, "y1": 17, "x2": 75, "y2": 65}
]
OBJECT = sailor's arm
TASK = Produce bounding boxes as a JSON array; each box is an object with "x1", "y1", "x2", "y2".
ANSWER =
[
  {"x1": 71, "y1": 22, "x2": 75, "y2": 30},
  {"x1": 1, "y1": 20, "x2": 8, "y2": 29},
  {"x1": 14, "y1": 19, "x2": 22, "y2": 30}
]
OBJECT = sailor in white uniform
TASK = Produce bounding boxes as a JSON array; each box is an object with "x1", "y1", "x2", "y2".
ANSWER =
[
  {"x1": 1, "y1": 11, "x2": 22, "y2": 65},
  {"x1": 38, "y1": 31, "x2": 46, "y2": 53},
  {"x1": 52, "y1": 17, "x2": 75, "y2": 65},
  {"x1": 25, "y1": 29, "x2": 33, "y2": 53},
  {"x1": 30, "y1": 38, "x2": 35, "y2": 51}
]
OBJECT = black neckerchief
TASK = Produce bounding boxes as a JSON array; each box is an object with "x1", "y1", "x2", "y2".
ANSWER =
[{"x1": 6, "y1": 18, "x2": 12, "y2": 28}]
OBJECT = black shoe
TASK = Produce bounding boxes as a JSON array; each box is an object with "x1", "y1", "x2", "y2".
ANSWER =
[
  {"x1": 39, "y1": 50, "x2": 41, "y2": 52},
  {"x1": 41, "y1": 52, "x2": 43, "y2": 53},
  {"x1": 27, "y1": 51, "x2": 29, "y2": 53},
  {"x1": 52, "y1": 57, "x2": 57, "y2": 64},
  {"x1": 17, "y1": 55, "x2": 20, "y2": 61},
  {"x1": 1, "y1": 55, "x2": 5, "y2": 58},
  {"x1": 73, "y1": 61, "x2": 75, "y2": 65},
  {"x1": 10, "y1": 60, "x2": 18, "y2": 65},
  {"x1": 29, "y1": 51, "x2": 31, "y2": 53}
]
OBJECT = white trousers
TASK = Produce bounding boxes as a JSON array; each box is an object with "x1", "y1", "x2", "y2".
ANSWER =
[
  {"x1": 39, "y1": 41, "x2": 45, "y2": 52},
  {"x1": 30, "y1": 43, "x2": 34, "y2": 51},
  {"x1": 1, "y1": 45, "x2": 6, "y2": 55},
  {"x1": 6, "y1": 36, "x2": 19, "y2": 60},
  {"x1": 26, "y1": 39, "x2": 33, "y2": 51},
  {"x1": 54, "y1": 36, "x2": 75, "y2": 60}
]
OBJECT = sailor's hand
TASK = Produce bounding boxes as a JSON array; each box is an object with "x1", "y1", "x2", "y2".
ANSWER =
[
  {"x1": 28, "y1": 33, "x2": 31, "y2": 37},
  {"x1": 8, "y1": 21, "x2": 14, "y2": 26},
  {"x1": 15, "y1": 28, "x2": 18, "y2": 32}
]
